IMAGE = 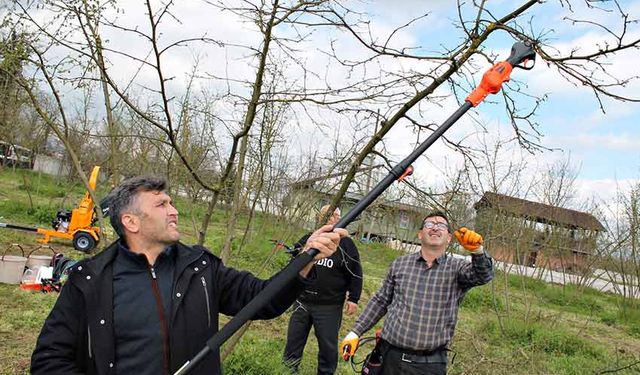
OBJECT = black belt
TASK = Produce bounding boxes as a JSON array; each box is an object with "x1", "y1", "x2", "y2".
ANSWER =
[
  {"x1": 398, "y1": 351, "x2": 447, "y2": 364},
  {"x1": 382, "y1": 340, "x2": 448, "y2": 364}
]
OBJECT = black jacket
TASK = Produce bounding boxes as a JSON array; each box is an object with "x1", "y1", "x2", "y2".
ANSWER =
[
  {"x1": 31, "y1": 240, "x2": 306, "y2": 375},
  {"x1": 295, "y1": 234, "x2": 363, "y2": 305}
]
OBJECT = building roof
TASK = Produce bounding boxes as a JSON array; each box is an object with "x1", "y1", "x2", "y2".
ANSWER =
[{"x1": 474, "y1": 192, "x2": 605, "y2": 231}]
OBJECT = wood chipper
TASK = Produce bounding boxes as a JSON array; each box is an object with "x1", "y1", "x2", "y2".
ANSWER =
[{"x1": 0, "y1": 166, "x2": 104, "y2": 253}]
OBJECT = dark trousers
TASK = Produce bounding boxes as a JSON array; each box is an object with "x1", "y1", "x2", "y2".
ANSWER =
[
  {"x1": 380, "y1": 341, "x2": 447, "y2": 375},
  {"x1": 283, "y1": 302, "x2": 343, "y2": 375}
]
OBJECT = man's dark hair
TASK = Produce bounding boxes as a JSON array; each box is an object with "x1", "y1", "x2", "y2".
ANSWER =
[
  {"x1": 106, "y1": 176, "x2": 167, "y2": 238},
  {"x1": 421, "y1": 210, "x2": 451, "y2": 232}
]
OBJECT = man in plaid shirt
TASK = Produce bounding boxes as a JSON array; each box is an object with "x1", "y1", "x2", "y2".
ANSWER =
[{"x1": 340, "y1": 211, "x2": 494, "y2": 375}]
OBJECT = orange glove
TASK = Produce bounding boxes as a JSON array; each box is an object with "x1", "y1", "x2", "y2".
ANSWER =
[
  {"x1": 454, "y1": 227, "x2": 483, "y2": 252},
  {"x1": 340, "y1": 331, "x2": 360, "y2": 361}
]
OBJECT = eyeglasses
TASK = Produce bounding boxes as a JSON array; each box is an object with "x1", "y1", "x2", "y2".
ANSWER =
[{"x1": 423, "y1": 221, "x2": 449, "y2": 232}]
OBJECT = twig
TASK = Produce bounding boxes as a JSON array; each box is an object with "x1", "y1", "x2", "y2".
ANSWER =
[{"x1": 594, "y1": 359, "x2": 640, "y2": 374}]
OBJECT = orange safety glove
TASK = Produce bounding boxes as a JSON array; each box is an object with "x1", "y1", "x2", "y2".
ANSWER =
[
  {"x1": 340, "y1": 331, "x2": 360, "y2": 361},
  {"x1": 454, "y1": 227, "x2": 483, "y2": 252}
]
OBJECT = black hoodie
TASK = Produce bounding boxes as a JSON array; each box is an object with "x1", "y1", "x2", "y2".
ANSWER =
[{"x1": 294, "y1": 234, "x2": 363, "y2": 305}]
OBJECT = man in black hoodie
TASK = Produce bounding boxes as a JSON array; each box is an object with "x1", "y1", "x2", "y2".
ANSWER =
[
  {"x1": 30, "y1": 176, "x2": 346, "y2": 375},
  {"x1": 283, "y1": 204, "x2": 363, "y2": 374}
]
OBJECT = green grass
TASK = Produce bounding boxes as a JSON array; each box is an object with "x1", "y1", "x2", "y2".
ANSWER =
[
  {"x1": 481, "y1": 319, "x2": 604, "y2": 357},
  {"x1": 1, "y1": 168, "x2": 639, "y2": 375},
  {"x1": 0, "y1": 284, "x2": 58, "y2": 374},
  {"x1": 223, "y1": 333, "x2": 292, "y2": 374}
]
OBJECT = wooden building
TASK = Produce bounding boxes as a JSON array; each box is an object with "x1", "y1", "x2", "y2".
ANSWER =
[{"x1": 474, "y1": 192, "x2": 605, "y2": 272}]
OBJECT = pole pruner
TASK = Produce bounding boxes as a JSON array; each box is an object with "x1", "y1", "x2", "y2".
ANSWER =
[{"x1": 173, "y1": 41, "x2": 536, "y2": 375}]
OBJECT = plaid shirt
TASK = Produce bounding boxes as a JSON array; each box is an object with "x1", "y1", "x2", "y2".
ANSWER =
[{"x1": 353, "y1": 250, "x2": 494, "y2": 351}]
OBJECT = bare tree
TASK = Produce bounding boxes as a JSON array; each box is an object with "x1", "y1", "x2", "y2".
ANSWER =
[
  {"x1": 0, "y1": 32, "x2": 26, "y2": 145},
  {"x1": 532, "y1": 156, "x2": 579, "y2": 208},
  {"x1": 286, "y1": 0, "x2": 639, "y2": 220},
  {"x1": 10, "y1": 0, "x2": 638, "y2": 245},
  {"x1": 14, "y1": 45, "x2": 108, "y2": 239},
  {"x1": 74, "y1": 0, "x2": 122, "y2": 187},
  {"x1": 600, "y1": 180, "x2": 640, "y2": 306}
]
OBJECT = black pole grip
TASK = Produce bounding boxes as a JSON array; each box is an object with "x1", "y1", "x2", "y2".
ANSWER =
[{"x1": 506, "y1": 42, "x2": 536, "y2": 69}]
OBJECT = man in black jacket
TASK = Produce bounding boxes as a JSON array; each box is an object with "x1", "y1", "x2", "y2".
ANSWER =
[
  {"x1": 30, "y1": 176, "x2": 346, "y2": 375},
  {"x1": 283, "y1": 204, "x2": 363, "y2": 374}
]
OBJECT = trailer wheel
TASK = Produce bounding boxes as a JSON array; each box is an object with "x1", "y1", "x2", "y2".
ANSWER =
[{"x1": 73, "y1": 232, "x2": 96, "y2": 253}]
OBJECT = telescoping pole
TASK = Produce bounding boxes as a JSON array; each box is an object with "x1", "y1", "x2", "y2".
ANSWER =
[{"x1": 174, "y1": 41, "x2": 536, "y2": 375}]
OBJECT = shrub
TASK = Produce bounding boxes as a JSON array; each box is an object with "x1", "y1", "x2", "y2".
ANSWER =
[
  {"x1": 33, "y1": 206, "x2": 55, "y2": 225},
  {"x1": 461, "y1": 286, "x2": 503, "y2": 311}
]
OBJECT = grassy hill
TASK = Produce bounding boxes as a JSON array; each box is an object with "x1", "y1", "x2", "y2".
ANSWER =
[{"x1": 0, "y1": 168, "x2": 639, "y2": 374}]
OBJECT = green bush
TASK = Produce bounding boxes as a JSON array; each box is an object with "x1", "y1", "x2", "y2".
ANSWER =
[
  {"x1": 51, "y1": 187, "x2": 68, "y2": 198},
  {"x1": 461, "y1": 285, "x2": 503, "y2": 311},
  {"x1": 478, "y1": 319, "x2": 532, "y2": 346},
  {"x1": 505, "y1": 272, "x2": 548, "y2": 292},
  {"x1": 33, "y1": 206, "x2": 55, "y2": 225},
  {"x1": 570, "y1": 294, "x2": 604, "y2": 314}
]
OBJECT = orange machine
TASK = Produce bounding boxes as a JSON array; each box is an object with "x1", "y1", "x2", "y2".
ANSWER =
[{"x1": 36, "y1": 166, "x2": 102, "y2": 252}]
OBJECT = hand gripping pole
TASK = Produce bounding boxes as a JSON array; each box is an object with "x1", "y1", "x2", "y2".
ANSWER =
[{"x1": 173, "y1": 41, "x2": 535, "y2": 375}]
